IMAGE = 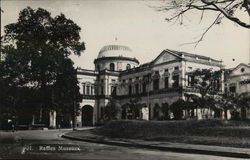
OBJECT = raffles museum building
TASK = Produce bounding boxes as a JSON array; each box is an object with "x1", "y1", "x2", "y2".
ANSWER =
[{"x1": 76, "y1": 43, "x2": 225, "y2": 126}]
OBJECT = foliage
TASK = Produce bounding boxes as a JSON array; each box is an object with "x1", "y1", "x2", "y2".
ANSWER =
[
  {"x1": 0, "y1": 7, "x2": 85, "y2": 123},
  {"x1": 104, "y1": 98, "x2": 120, "y2": 120},
  {"x1": 230, "y1": 109, "x2": 241, "y2": 120},
  {"x1": 237, "y1": 92, "x2": 250, "y2": 108},
  {"x1": 161, "y1": 103, "x2": 170, "y2": 120},
  {"x1": 213, "y1": 93, "x2": 237, "y2": 119},
  {"x1": 185, "y1": 69, "x2": 222, "y2": 109},
  {"x1": 180, "y1": 69, "x2": 223, "y2": 119},
  {"x1": 123, "y1": 97, "x2": 145, "y2": 119},
  {"x1": 170, "y1": 99, "x2": 185, "y2": 120},
  {"x1": 192, "y1": 69, "x2": 222, "y2": 97},
  {"x1": 237, "y1": 92, "x2": 250, "y2": 119}
]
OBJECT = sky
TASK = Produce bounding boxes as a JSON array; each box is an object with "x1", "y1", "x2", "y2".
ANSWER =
[{"x1": 1, "y1": 0, "x2": 249, "y2": 69}]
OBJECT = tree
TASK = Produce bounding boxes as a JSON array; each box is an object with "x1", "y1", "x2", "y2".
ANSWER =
[
  {"x1": 213, "y1": 93, "x2": 237, "y2": 119},
  {"x1": 1, "y1": 7, "x2": 85, "y2": 125},
  {"x1": 237, "y1": 92, "x2": 250, "y2": 119},
  {"x1": 170, "y1": 99, "x2": 185, "y2": 120},
  {"x1": 104, "y1": 98, "x2": 120, "y2": 121},
  {"x1": 161, "y1": 103, "x2": 170, "y2": 120},
  {"x1": 185, "y1": 69, "x2": 222, "y2": 118},
  {"x1": 53, "y1": 60, "x2": 83, "y2": 128},
  {"x1": 157, "y1": 0, "x2": 250, "y2": 46},
  {"x1": 123, "y1": 97, "x2": 145, "y2": 119},
  {"x1": 182, "y1": 93, "x2": 199, "y2": 118}
]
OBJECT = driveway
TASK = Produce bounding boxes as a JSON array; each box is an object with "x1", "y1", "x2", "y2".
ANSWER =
[{"x1": 0, "y1": 129, "x2": 244, "y2": 160}]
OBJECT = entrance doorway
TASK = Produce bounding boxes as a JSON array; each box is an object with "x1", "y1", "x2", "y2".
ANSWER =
[{"x1": 82, "y1": 105, "x2": 93, "y2": 126}]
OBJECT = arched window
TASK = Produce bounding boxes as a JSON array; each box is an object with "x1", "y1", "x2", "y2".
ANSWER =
[
  {"x1": 126, "y1": 64, "x2": 131, "y2": 70},
  {"x1": 110, "y1": 63, "x2": 115, "y2": 71}
]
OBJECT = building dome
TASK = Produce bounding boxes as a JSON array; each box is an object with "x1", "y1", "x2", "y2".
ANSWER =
[
  {"x1": 97, "y1": 45, "x2": 132, "y2": 58},
  {"x1": 95, "y1": 44, "x2": 139, "y2": 72}
]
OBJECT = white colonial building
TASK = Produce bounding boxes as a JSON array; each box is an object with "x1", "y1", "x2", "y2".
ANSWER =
[
  {"x1": 224, "y1": 63, "x2": 250, "y2": 94},
  {"x1": 224, "y1": 63, "x2": 250, "y2": 119},
  {"x1": 76, "y1": 43, "x2": 224, "y2": 126}
]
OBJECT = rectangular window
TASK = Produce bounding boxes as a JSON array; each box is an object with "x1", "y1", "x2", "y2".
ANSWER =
[
  {"x1": 143, "y1": 83, "x2": 147, "y2": 93},
  {"x1": 191, "y1": 76, "x2": 195, "y2": 86},
  {"x1": 129, "y1": 85, "x2": 132, "y2": 95},
  {"x1": 216, "y1": 79, "x2": 220, "y2": 90},
  {"x1": 165, "y1": 77, "x2": 169, "y2": 88},
  {"x1": 110, "y1": 86, "x2": 113, "y2": 95},
  {"x1": 101, "y1": 86, "x2": 104, "y2": 95},
  {"x1": 113, "y1": 86, "x2": 117, "y2": 96},
  {"x1": 135, "y1": 84, "x2": 139, "y2": 94},
  {"x1": 188, "y1": 75, "x2": 195, "y2": 86},
  {"x1": 172, "y1": 75, "x2": 179, "y2": 87},
  {"x1": 174, "y1": 66, "x2": 179, "y2": 70},
  {"x1": 86, "y1": 86, "x2": 90, "y2": 95},
  {"x1": 83, "y1": 84, "x2": 85, "y2": 95},
  {"x1": 111, "y1": 86, "x2": 117, "y2": 96},
  {"x1": 91, "y1": 86, "x2": 93, "y2": 95},
  {"x1": 153, "y1": 79, "x2": 159, "y2": 90}
]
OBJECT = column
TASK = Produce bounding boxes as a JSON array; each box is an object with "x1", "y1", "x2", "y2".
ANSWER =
[
  {"x1": 142, "y1": 107, "x2": 149, "y2": 120},
  {"x1": 221, "y1": 70, "x2": 225, "y2": 92},
  {"x1": 49, "y1": 110, "x2": 56, "y2": 128}
]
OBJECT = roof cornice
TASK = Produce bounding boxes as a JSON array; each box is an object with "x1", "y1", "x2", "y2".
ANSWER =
[{"x1": 94, "y1": 56, "x2": 140, "y2": 64}]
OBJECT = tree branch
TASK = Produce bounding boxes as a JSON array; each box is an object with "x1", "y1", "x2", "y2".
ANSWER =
[
  {"x1": 165, "y1": 7, "x2": 192, "y2": 21},
  {"x1": 189, "y1": 4, "x2": 218, "y2": 11},
  {"x1": 181, "y1": 13, "x2": 222, "y2": 47},
  {"x1": 202, "y1": 0, "x2": 250, "y2": 28},
  {"x1": 243, "y1": 0, "x2": 250, "y2": 16}
]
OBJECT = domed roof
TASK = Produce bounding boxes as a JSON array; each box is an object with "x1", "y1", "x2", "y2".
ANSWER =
[{"x1": 97, "y1": 44, "x2": 132, "y2": 58}]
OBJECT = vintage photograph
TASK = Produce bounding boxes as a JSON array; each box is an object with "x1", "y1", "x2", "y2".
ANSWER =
[{"x1": 0, "y1": 0, "x2": 250, "y2": 159}]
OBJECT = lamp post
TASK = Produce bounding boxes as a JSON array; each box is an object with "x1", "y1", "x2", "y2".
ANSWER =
[{"x1": 72, "y1": 93, "x2": 77, "y2": 131}]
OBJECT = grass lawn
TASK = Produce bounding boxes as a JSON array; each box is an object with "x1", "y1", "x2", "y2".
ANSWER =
[
  {"x1": 91, "y1": 120, "x2": 250, "y2": 148},
  {"x1": 0, "y1": 131, "x2": 16, "y2": 143}
]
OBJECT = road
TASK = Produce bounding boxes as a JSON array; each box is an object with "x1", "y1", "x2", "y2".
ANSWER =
[{"x1": 0, "y1": 129, "x2": 245, "y2": 160}]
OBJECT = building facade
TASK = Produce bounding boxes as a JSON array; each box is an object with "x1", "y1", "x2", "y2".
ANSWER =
[
  {"x1": 77, "y1": 44, "x2": 224, "y2": 126},
  {"x1": 224, "y1": 63, "x2": 250, "y2": 119},
  {"x1": 224, "y1": 63, "x2": 250, "y2": 94}
]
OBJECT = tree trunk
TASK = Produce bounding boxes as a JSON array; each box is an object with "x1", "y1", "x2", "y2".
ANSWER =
[
  {"x1": 196, "y1": 107, "x2": 198, "y2": 119},
  {"x1": 224, "y1": 109, "x2": 228, "y2": 120},
  {"x1": 32, "y1": 115, "x2": 35, "y2": 125},
  {"x1": 39, "y1": 107, "x2": 43, "y2": 122}
]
